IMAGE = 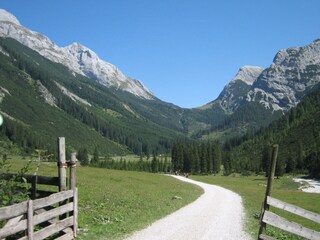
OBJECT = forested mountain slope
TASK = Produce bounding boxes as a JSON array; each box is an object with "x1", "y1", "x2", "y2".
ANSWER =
[
  {"x1": 224, "y1": 85, "x2": 320, "y2": 178},
  {"x1": 0, "y1": 38, "x2": 190, "y2": 155}
]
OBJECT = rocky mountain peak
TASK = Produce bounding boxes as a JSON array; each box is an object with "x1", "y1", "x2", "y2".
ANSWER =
[
  {"x1": 247, "y1": 39, "x2": 320, "y2": 112},
  {"x1": 231, "y1": 66, "x2": 264, "y2": 85},
  {"x1": 0, "y1": 9, "x2": 154, "y2": 100},
  {"x1": 0, "y1": 9, "x2": 21, "y2": 26},
  {"x1": 216, "y1": 66, "x2": 263, "y2": 113},
  {"x1": 64, "y1": 42, "x2": 95, "y2": 57},
  {"x1": 273, "y1": 40, "x2": 320, "y2": 67}
]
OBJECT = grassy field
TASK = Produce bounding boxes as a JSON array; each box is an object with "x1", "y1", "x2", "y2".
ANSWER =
[
  {"x1": 5, "y1": 159, "x2": 203, "y2": 240},
  {"x1": 4, "y1": 159, "x2": 320, "y2": 239},
  {"x1": 191, "y1": 174, "x2": 320, "y2": 240}
]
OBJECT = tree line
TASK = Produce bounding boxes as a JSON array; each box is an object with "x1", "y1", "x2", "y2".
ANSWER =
[
  {"x1": 76, "y1": 147, "x2": 172, "y2": 173},
  {"x1": 171, "y1": 140, "x2": 222, "y2": 174}
]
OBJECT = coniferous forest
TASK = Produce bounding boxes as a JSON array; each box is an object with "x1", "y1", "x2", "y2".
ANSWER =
[{"x1": 222, "y1": 85, "x2": 320, "y2": 178}]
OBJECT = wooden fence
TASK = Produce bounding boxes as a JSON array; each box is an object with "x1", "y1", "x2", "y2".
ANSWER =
[
  {"x1": 0, "y1": 188, "x2": 78, "y2": 240},
  {"x1": 258, "y1": 145, "x2": 320, "y2": 240},
  {"x1": 1, "y1": 173, "x2": 60, "y2": 200},
  {"x1": 0, "y1": 137, "x2": 78, "y2": 239}
]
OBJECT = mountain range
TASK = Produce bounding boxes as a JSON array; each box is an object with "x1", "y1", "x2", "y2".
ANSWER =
[{"x1": 0, "y1": 8, "x2": 320, "y2": 156}]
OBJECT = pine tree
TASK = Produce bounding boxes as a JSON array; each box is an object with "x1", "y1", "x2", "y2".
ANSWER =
[
  {"x1": 207, "y1": 143, "x2": 213, "y2": 174},
  {"x1": 91, "y1": 147, "x2": 99, "y2": 165},
  {"x1": 261, "y1": 146, "x2": 271, "y2": 176},
  {"x1": 213, "y1": 144, "x2": 221, "y2": 173},
  {"x1": 151, "y1": 152, "x2": 159, "y2": 173},
  {"x1": 77, "y1": 148, "x2": 89, "y2": 166},
  {"x1": 193, "y1": 144, "x2": 201, "y2": 174},
  {"x1": 286, "y1": 155, "x2": 296, "y2": 173},
  {"x1": 200, "y1": 143, "x2": 208, "y2": 174},
  {"x1": 275, "y1": 158, "x2": 285, "y2": 178}
]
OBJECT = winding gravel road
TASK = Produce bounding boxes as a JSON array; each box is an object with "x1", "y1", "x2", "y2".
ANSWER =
[{"x1": 124, "y1": 175, "x2": 252, "y2": 240}]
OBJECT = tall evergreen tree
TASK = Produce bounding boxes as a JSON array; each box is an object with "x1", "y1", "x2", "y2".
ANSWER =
[
  {"x1": 200, "y1": 143, "x2": 208, "y2": 174},
  {"x1": 261, "y1": 146, "x2": 271, "y2": 176},
  {"x1": 91, "y1": 147, "x2": 99, "y2": 165},
  {"x1": 77, "y1": 148, "x2": 89, "y2": 166},
  {"x1": 213, "y1": 144, "x2": 221, "y2": 173}
]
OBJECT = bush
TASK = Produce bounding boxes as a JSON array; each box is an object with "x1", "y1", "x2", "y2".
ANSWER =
[{"x1": 0, "y1": 158, "x2": 30, "y2": 207}]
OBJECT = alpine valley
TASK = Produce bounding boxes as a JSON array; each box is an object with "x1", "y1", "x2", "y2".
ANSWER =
[{"x1": 0, "y1": 8, "x2": 320, "y2": 175}]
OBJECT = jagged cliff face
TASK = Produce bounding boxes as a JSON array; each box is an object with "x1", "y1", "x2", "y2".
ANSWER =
[
  {"x1": 247, "y1": 39, "x2": 320, "y2": 111},
  {"x1": 209, "y1": 40, "x2": 320, "y2": 114},
  {"x1": 218, "y1": 66, "x2": 264, "y2": 112},
  {"x1": 0, "y1": 9, "x2": 154, "y2": 99}
]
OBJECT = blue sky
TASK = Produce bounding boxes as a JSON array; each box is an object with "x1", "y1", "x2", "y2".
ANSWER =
[{"x1": 1, "y1": 0, "x2": 320, "y2": 108}]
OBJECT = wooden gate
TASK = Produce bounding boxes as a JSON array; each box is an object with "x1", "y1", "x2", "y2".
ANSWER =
[
  {"x1": 258, "y1": 145, "x2": 320, "y2": 240},
  {"x1": 0, "y1": 137, "x2": 78, "y2": 240},
  {"x1": 0, "y1": 188, "x2": 78, "y2": 240}
]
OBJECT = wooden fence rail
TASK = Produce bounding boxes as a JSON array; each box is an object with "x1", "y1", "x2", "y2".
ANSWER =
[
  {"x1": 258, "y1": 145, "x2": 320, "y2": 240},
  {"x1": 0, "y1": 188, "x2": 78, "y2": 240},
  {"x1": 1, "y1": 173, "x2": 60, "y2": 199}
]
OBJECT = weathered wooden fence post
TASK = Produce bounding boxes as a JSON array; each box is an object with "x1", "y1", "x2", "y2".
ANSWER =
[
  {"x1": 73, "y1": 188, "x2": 78, "y2": 237},
  {"x1": 31, "y1": 175, "x2": 37, "y2": 200},
  {"x1": 70, "y1": 152, "x2": 77, "y2": 190},
  {"x1": 258, "y1": 144, "x2": 279, "y2": 239},
  {"x1": 58, "y1": 137, "x2": 67, "y2": 192},
  {"x1": 27, "y1": 200, "x2": 34, "y2": 240},
  {"x1": 70, "y1": 152, "x2": 78, "y2": 237}
]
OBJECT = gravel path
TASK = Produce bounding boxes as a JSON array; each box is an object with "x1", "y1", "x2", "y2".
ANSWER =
[{"x1": 124, "y1": 175, "x2": 252, "y2": 240}]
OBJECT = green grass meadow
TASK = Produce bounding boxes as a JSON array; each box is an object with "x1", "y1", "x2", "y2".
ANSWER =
[
  {"x1": 4, "y1": 159, "x2": 320, "y2": 240},
  {"x1": 5, "y1": 159, "x2": 203, "y2": 240}
]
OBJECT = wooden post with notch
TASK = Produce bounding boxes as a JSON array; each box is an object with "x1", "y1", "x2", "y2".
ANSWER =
[
  {"x1": 258, "y1": 144, "x2": 279, "y2": 239},
  {"x1": 58, "y1": 137, "x2": 67, "y2": 192},
  {"x1": 70, "y1": 152, "x2": 77, "y2": 190},
  {"x1": 31, "y1": 175, "x2": 37, "y2": 200}
]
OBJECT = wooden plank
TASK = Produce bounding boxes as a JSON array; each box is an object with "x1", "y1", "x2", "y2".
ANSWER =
[
  {"x1": 265, "y1": 145, "x2": 278, "y2": 199},
  {"x1": 0, "y1": 218, "x2": 27, "y2": 239},
  {"x1": 33, "y1": 216, "x2": 73, "y2": 240},
  {"x1": 28, "y1": 200, "x2": 34, "y2": 240},
  {"x1": 54, "y1": 231, "x2": 74, "y2": 240},
  {"x1": 58, "y1": 137, "x2": 67, "y2": 192},
  {"x1": 259, "y1": 234, "x2": 277, "y2": 240},
  {"x1": 33, "y1": 202, "x2": 73, "y2": 226},
  {"x1": 73, "y1": 188, "x2": 78, "y2": 237},
  {"x1": 70, "y1": 153, "x2": 76, "y2": 190},
  {"x1": 18, "y1": 217, "x2": 73, "y2": 240},
  {"x1": 34, "y1": 209, "x2": 74, "y2": 236},
  {"x1": 2, "y1": 173, "x2": 59, "y2": 186},
  {"x1": 2, "y1": 215, "x2": 24, "y2": 228},
  {"x1": 0, "y1": 200, "x2": 27, "y2": 221},
  {"x1": 263, "y1": 211, "x2": 320, "y2": 240},
  {"x1": 31, "y1": 175, "x2": 37, "y2": 199},
  {"x1": 35, "y1": 190, "x2": 55, "y2": 198},
  {"x1": 259, "y1": 144, "x2": 279, "y2": 237},
  {"x1": 33, "y1": 189, "x2": 73, "y2": 210},
  {"x1": 267, "y1": 196, "x2": 320, "y2": 224}
]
